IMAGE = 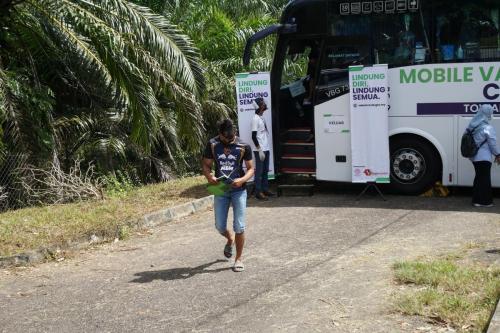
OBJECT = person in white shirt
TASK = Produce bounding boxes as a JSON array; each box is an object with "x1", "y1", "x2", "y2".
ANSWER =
[{"x1": 251, "y1": 98, "x2": 275, "y2": 200}]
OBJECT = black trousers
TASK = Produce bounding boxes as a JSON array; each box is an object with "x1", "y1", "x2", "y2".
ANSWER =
[{"x1": 472, "y1": 161, "x2": 493, "y2": 205}]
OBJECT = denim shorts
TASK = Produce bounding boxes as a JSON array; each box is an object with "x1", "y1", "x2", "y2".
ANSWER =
[{"x1": 214, "y1": 189, "x2": 247, "y2": 234}]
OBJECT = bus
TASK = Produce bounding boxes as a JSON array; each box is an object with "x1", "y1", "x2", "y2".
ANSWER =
[{"x1": 243, "y1": 0, "x2": 500, "y2": 194}]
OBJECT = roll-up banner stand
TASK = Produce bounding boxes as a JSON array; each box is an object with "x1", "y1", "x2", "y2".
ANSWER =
[
  {"x1": 349, "y1": 64, "x2": 390, "y2": 184},
  {"x1": 235, "y1": 72, "x2": 275, "y2": 179}
]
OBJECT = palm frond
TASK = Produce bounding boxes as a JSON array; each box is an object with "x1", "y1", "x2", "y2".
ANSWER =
[
  {"x1": 76, "y1": 0, "x2": 205, "y2": 97},
  {"x1": 0, "y1": 66, "x2": 8, "y2": 121},
  {"x1": 0, "y1": 70, "x2": 28, "y2": 152},
  {"x1": 34, "y1": 0, "x2": 162, "y2": 151},
  {"x1": 201, "y1": 99, "x2": 234, "y2": 133},
  {"x1": 79, "y1": 137, "x2": 127, "y2": 160}
]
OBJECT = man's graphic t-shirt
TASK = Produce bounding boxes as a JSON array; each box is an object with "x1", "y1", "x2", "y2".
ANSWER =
[{"x1": 203, "y1": 136, "x2": 252, "y2": 192}]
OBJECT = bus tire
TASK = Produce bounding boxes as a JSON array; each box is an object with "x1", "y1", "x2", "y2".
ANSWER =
[{"x1": 389, "y1": 136, "x2": 441, "y2": 195}]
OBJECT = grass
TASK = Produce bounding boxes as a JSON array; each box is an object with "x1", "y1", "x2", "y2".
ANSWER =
[
  {"x1": 393, "y1": 256, "x2": 500, "y2": 332},
  {"x1": 0, "y1": 176, "x2": 207, "y2": 257}
]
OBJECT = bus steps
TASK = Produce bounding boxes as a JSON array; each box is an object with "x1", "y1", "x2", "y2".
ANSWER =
[
  {"x1": 282, "y1": 128, "x2": 315, "y2": 153},
  {"x1": 277, "y1": 183, "x2": 315, "y2": 197},
  {"x1": 277, "y1": 128, "x2": 316, "y2": 196},
  {"x1": 276, "y1": 174, "x2": 315, "y2": 197}
]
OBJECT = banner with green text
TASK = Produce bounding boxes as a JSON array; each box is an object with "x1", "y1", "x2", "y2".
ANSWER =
[
  {"x1": 349, "y1": 65, "x2": 390, "y2": 183},
  {"x1": 235, "y1": 72, "x2": 275, "y2": 179}
]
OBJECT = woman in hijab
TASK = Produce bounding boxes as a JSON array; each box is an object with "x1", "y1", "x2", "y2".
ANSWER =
[{"x1": 468, "y1": 104, "x2": 500, "y2": 207}]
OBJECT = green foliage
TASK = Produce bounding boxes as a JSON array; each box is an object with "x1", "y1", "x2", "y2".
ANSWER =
[
  {"x1": 0, "y1": 0, "x2": 233, "y2": 184},
  {"x1": 118, "y1": 225, "x2": 131, "y2": 240},
  {"x1": 102, "y1": 170, "x2": 140, "y2": 198},
  {"x1": 160, "y1": 0, "x2": 290, "y2": 109},
  {"x1": 197, "y1": 8, "x2": 236, "y2": 61},
  {"x1": 1, "y1": 69, "x2": 55, "y2": 157},
  {"x1": 0, "y1": 0, "x2": 292, "y2": 193},
  {"x1": 129, "y1": 0, "x2": 168, "y2": 13},
  {"x1": 173, "y1": 150, "x2": 203, "y2": 178},
  {"x1": 393, "y1": 257, "x2": 500, "y2": 332}
]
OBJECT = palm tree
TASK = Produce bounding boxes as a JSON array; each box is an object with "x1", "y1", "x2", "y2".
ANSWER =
[
  {"x1": 0, "y1": 0, "x2": 230, "y2": 180},
  {"x1": 151, "y1": 0, "x2": 290, "y2": 110}
]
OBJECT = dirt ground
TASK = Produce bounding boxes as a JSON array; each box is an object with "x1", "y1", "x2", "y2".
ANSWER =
[{"x1": 0, "y1": 190, "x2": 499, "y2": 332}]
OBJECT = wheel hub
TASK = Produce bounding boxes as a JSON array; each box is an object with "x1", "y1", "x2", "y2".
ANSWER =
[{"x1": 392, "y1": 148, "x2": 425, "y2": 183}]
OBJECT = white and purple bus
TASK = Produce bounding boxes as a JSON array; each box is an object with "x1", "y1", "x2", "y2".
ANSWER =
[{"x1": 244, "y1": 0, "x2": 500, "y2": 193}]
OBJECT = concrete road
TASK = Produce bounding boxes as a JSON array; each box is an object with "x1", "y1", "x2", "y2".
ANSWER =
[{"x1": 0, "y1": 193, "x2": 499, "y2": 332}]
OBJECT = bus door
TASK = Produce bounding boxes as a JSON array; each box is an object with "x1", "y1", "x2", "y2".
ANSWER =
[
  {"x1": 314, "y1": 38, "x2": 370, "y2": 181},
  {"x1": 277, "y1": 38, "x2": 322, "y2": 131}
]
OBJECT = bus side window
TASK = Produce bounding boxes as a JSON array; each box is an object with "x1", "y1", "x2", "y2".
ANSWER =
[
  {"x1": 372, "y1": 13, "x2": 431, "y2": 66},
  {"x1": 434, "y1": 1, "x2": 500, "y2": 62}
]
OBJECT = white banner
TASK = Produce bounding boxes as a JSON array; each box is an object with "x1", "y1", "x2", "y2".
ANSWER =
[
  {"x1": 349, "y1": 65, "x2": 390, "y2": 183},
  {"x1": 235, "y1": 72, "x2": 275, "y2": 179}
]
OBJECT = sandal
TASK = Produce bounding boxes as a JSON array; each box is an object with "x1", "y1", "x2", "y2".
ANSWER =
[
  {"x1": 233, "y1": 260, "x2": 244, "y2": 272},
  {"x1": 223, "y1": 243, "x2": 233, "y2": 258}
]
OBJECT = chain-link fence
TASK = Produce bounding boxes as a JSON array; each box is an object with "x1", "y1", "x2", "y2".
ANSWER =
[{"x1": 0, "y1": 154, "x2": 30, "y2": 212}]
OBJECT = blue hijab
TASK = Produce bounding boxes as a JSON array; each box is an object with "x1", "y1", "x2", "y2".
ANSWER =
[{"x1": 468, "y1": 104, "x2": 495, "y2": 131}]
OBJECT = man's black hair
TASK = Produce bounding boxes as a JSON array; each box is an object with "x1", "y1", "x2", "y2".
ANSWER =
[
  {"x1": 218, "y1": 119, "x2": 235, "y2": 138},
  {"x1": 254, "y1": 97, "x2": 266, "y2": 114}
]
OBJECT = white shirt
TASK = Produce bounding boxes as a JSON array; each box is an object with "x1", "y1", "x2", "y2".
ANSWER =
[{"x1": 251, "y1": 114, "x2": 270, "y2": 152}]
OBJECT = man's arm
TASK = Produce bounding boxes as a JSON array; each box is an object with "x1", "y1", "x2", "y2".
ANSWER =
[
  {"x1": 252, "y1": 131, "x2": 260, "y2": 149},
  {"x1": 251, "y1": 116, "x2": 260, "y2": 149},
  {"x1": 202, "y1": 140, "x2": 218, "y2": 185},
  {"x1": 202, "y1": 158, "x2": 218, "y2": 185},
  {"x1": 232, "y1": 159, "x2": 255, "y2": 188}
]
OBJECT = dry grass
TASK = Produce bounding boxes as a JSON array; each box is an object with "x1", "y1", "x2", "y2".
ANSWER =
[
  {"x1": 0, "y1": 176, "x2": 207, "y2": 257},
  {"x1": 393, "y1": 257, "x2": 500, "y2": 332}
]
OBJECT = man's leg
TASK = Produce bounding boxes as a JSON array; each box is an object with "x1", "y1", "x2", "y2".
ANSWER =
[
  {"x1": 262, "y1": 151, "x2": 270, "y2": 193},
  {"x1": 221, "y1": 230, "x2": 234, "y2": 246},
  {"x1": 254, "y1": 151, "x2": 266, "y2": 199},
  {"x1": 235, "y1": 232, "x2": 245, "y2": 262},
  {"x1": 231, "y1": 190, "x2": 247, "y2": 263},
  {"x1": 214, "y1": 193, "x2": 233, "y2": 248}
]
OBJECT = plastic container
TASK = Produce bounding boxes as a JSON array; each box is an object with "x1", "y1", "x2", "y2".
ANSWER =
[
  {"x1": 415, "y1": 42, "x2": 426, "y2": 63},
  {"x1": 441, "y1": 44, "x2": 455, "y2": 61},
  {"x1": 456, "y1": 45, "x2": 464, "y2": 60}
]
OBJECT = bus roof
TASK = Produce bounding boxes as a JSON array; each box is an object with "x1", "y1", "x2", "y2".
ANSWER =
[
  {"x1": 281, "y1": 0, "x2": 329, "y2": 35},
  {"x1": 281, "y1": 0, "x2": 326, "y2": 23}
]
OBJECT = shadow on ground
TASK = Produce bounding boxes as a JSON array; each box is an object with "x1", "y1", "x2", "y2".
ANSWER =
[
  {"x1": 177, "y1": 177, "x2": 500, "y2": 214},
  {"x1": 178, "y1": 184, "x2": 207, "y2": 199},
  {"x1": 130, "y1": 260, "x2": 231, "y2": 283},
  {"x1": 244, "y1": 182, "x2": 500, "y2": 214}
]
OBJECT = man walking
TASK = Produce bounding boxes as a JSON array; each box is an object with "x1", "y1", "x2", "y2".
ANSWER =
[
  {"x1": 202, "y1": 119, "x2": 254, "y2": 272},
  {"x1": 251, "y1": 97, "x2": 275, "y2": 200}
]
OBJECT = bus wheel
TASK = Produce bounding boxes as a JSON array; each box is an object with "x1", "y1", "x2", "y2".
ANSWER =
[{"x1": 389, "y1": 137, "x2": 441, "y2": 195}]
